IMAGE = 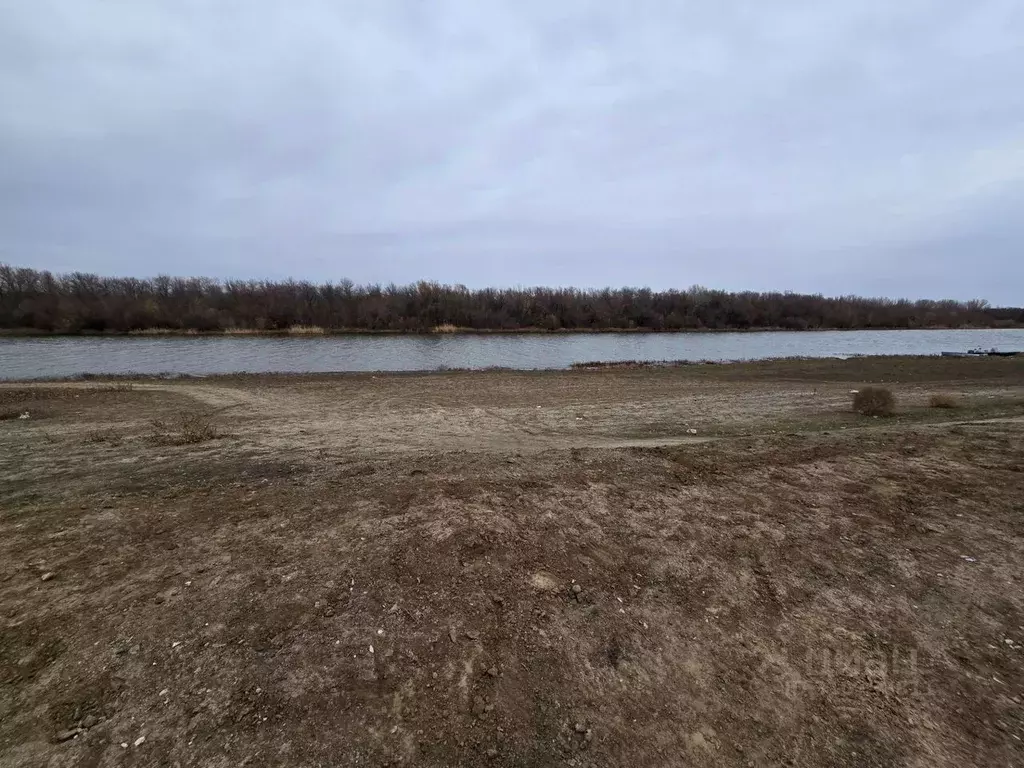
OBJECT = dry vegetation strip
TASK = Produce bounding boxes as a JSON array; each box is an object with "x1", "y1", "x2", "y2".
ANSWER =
[
  {"x1": 1, "y1": 359, "x2": 1023, "y2": 767},
  {"x1": 3, "y1": 263, "x2": 1022, "y2": 333}
]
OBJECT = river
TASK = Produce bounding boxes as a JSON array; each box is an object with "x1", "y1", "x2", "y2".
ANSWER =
[{"x1": 1, "y1": 329, "x2": 1023, "y2": 380}]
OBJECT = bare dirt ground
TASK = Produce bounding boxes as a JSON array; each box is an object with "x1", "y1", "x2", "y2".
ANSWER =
[{"x1": 1, "y1": 357, "x2": 1023, "y2": 767}]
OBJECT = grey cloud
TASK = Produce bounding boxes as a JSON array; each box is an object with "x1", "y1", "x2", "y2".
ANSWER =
[{"x1": 1, "y1": 1, "x2": 1022, "y2": 302}]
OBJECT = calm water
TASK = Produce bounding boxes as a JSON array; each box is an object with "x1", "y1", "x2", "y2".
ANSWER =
[{"x1": 2, "y1": 329, "x2": 1023, "y2": 380}]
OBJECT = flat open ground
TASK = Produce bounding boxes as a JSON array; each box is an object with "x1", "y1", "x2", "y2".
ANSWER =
[{"x1": 2, "y1": 357, "x2": 1023, "y2": 767}]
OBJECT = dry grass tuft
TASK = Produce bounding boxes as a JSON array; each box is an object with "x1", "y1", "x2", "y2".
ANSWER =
[
  {"x1": 287, "y1": 325, "x2": 326, "y2": 335},
  {"x1": 432, "y1": 324, "x2": 461, "y2": 333},
  {"x1": 151, "y1": 413, "x2": 221, "y2": 445},
  {"x1": 84, "y1": 427, "x2": 124, "y2": 444},
  {"x1": 852, "y1": 386, "x2": 896, "y2": 416},
  {"x1": 929, "y1": 393, "x2": 960, "y2": 409},
  {"x1": 222, "y1": 327, "x2": 261, "y2": 335}
]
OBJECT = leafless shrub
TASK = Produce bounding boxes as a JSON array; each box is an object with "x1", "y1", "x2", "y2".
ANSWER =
[
  {"x1": 852, "y1": 387, "x2": 895, "y2": 416},
  {"x1": 929, "y1": 393, "x2": 960, "y2": 409}
]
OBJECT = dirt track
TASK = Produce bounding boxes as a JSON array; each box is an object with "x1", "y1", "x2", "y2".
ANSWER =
[{"x1": 2, "y1": 358, "x2": 1024, "y2": 766}]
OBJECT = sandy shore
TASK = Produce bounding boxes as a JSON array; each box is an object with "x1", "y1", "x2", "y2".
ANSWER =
[{"x1": 2, "y1": 358, "x2": 1023, "y2": 766}]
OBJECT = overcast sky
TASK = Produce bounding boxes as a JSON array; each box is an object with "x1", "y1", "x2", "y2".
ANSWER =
[{"x1": 1, "y1": 2, "x2": 1022, "y2": 303}]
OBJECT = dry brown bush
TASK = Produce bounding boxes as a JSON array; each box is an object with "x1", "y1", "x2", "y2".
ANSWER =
[{"x1": 852, "y1": 387, "x2": 895, "y2": 416}]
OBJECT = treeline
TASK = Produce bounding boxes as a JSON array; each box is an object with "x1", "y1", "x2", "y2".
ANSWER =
[{"x1": 1, "y1": 264, "x2": 1020, "y2": 334}]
